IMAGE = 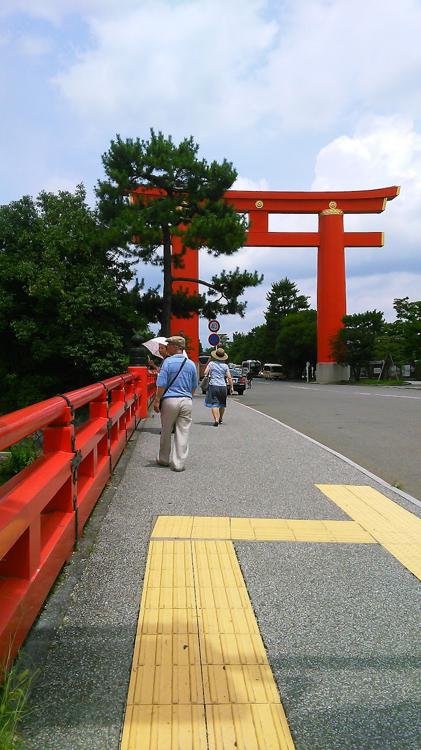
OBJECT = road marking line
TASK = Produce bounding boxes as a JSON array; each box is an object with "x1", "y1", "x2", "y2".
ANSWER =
[{"x1": 289, "y1": 385, "x2": 421, "y2": 399}]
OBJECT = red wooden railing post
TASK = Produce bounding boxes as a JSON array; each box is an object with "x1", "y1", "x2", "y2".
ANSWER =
[
  {"x1": 128, "y1": 366, "x2": 149, "y2": 419},
  {"x1": 43, "y1": 402, "x2": 77, "y2": 545},
  {"x1": 0, "y1": 366, "x2": 158, "y2": 666}
]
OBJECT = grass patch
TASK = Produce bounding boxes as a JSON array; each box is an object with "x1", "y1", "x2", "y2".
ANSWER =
[{"x1": 0, "y1": 655, "x2": 36, "y2": 750}]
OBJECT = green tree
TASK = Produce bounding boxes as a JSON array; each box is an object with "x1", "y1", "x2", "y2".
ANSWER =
[
  {"x1": 96, "y1": 130, "x2": 262, "y2": 334},
  {"x1": 374, "y1": 322, "x2": 407, "y2": 377},
  {"x1": 265, "y1": 278, "x2": 310, "y2": 329},
  {"x1": 228, "y1": 325, "x2": 268, "y2": 365},
  {"x1": 275, "y1": 309, "x2": 317, "y2": 378},
  {"x1": 0, "y1": 186, "x2": 149, "y2": 412},
  {"x1": 392, "y1": 297, "x2": 421, "y2": 362},
  {"x1": 331, "y1": 310, "x2": 385, "y2": 381}
]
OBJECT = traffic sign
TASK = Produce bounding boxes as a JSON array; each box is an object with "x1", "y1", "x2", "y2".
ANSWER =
[
  {"x1": 208, "y1": 333, "x2": 220, "y2": 346},
  {"x1": 208, "y1": 319, "x2": 220, "y2": 333}
]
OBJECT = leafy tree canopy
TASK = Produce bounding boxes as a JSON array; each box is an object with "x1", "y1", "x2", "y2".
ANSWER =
[
  {"x1": 331, "y1": 310, "x2": 385, "y2": 381},
  {"x1": 227, "y1": 279, "x2": 316, "y2": 373},
  {"x1": 275, "y1": 309, "x2": 317, "y2": 377},
  {"x1": 0, "y1": 186, "x2": 150, "y2": 412},
  {"x1": 96, "y1": 130, "x2": 261, "y2": 333},
  {"x1": 392, "y1": 297, "x2": 421, "y2": 362}
]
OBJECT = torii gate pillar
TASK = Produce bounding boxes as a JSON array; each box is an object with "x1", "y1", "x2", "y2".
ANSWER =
[{"x1": 317, "y1": 207, "x2": 349, "y2": 383}]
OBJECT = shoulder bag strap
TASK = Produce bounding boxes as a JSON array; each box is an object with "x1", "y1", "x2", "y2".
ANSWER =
[{"x1": 161, "y1": 358, "x2": 188, "y2": 398}]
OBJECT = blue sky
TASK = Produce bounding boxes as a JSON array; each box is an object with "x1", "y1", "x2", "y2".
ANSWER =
[{"x1": 1, "y1": 0, "x2": 420, "y2": 344}]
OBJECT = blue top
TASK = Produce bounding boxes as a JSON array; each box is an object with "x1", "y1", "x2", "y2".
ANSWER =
[
  {"x1": 157, "y1": 355, "x2": 198, "y2": 399},
  {"x1": 208, "y1": 361, "x2": 229, "y2": 386}
]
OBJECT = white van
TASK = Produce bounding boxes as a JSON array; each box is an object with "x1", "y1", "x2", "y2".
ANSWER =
[{"x1": 262, "y1": 363, "x2": 285, "y2": 380}]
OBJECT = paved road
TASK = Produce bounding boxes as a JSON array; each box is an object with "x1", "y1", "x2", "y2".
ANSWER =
[{"x1": 240, "y1": 380, "x2": 421, "y2": 502}]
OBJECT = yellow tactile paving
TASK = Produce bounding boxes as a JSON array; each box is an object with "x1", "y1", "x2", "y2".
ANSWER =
[
  {"x1": 151, "y1": 515, "x2": 375, "y2": 543},
  {"x1": 317, "y1": 484, "x2": 421, "y2": 579},
  {"x1": 151, "y1": 516, "x2": 194, "y2": 538},
  {"x1": 127, "y1": 663, "x2": 204, "y2": 704},
  {"x1": 206, "y1": 703, "x2": 296, "y2": 750},
  {"x1": 137, "y1": 608, "x2": 198, "y2": 635},
  {"x1": 142, "y1": 586, "x2": 196, "y2": 609},
  {"x1": 198, "y1": 608, "x2": 260, "y2": 635},
  {"x1": 121, "y1": 704, "x2": 207, "y2": 750},
  {"x1": 123, "y1": 493, "x2": 419, "y2": 747},
  {"x1": 122, "y1": 537, "x2": 296, "y2": 749},
  {"x1": 203, "y1": 665, "x2": 280, "y2": 703},
  {"x1": 133, "y1": 634, "x2": 201, "y2": 666},
  {"x1": 191, "y1": 516, "x2": 231, "y2": 539},
  {"x1": 199, "y1": 632, "x2": 269, "y2": 666}
]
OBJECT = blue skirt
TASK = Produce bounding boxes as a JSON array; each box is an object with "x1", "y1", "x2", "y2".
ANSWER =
[{"x1": 205, "y1": 385, "x2": 227, "y2": 408}]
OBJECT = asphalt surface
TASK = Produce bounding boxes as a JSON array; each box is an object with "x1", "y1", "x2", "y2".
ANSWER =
[
  {"x1": 19, "y1": 393, "x2": 421, "y2": 750},
  {"x1": 243, "y1": 379, "x2": 421, "y2": 502}
]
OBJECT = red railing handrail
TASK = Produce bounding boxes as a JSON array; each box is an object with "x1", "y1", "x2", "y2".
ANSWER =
[
  {"x1": 0, "y1": 365, "x2": 157, "y2": 667},
  {"x1": 0, "y1": 373, "x2": 138, "y2": 452}
]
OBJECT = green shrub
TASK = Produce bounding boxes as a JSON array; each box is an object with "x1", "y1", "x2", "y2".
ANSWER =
[{"x1": 0, "y1": 438, "x2": 40, "y2": 485}]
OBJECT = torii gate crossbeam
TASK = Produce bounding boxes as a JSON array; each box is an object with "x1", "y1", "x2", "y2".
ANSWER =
[{"x1": 171, "y1": 186, "x2": 399, "y2": 383}]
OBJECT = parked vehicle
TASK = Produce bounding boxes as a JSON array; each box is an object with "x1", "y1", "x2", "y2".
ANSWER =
[
  {"x1": 229, "y1": 367, "x2": 246, "y2": 395},
  {"x1": 241, "y1": 359, "x2": 262, "y2": 377},
  {"x1": 261, "y1": 363, "x2": 286, "y2": 380}
]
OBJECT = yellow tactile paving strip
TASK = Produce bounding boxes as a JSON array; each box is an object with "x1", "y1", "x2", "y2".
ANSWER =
[
  {"x1": 122, "y1": 485, "x2": 420, "y2": 747},
  {"x1": 121, "y1": 539, "x2": 295, "y2": 749},
  {"x1": 316, "y1": 484, "x2": 421, "y2": 580},
  {"x1": 152, "y1": 515, "x2": 375, "y2": 543}
]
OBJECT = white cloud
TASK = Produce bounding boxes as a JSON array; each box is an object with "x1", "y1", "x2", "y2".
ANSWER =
[
  {"x1": 233, "y1": 175, "x2": 269, "y2": 191},
  {"x1": 53, "y1": 0, "x2": 277, "y2": 137},
  {"x1": 312, "y1": 114, "x2": 421, "y2": 272},
  {"x1": 261, "y1": 0, "x2": 421, "y2": 130},
  {"x1": 48, "y1": 0, "x2": 421, "y2": 140}
]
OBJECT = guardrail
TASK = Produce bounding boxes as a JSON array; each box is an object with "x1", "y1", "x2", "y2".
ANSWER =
[{"x1": 0, "y1": 366, "x2": 156, "y2": 666}]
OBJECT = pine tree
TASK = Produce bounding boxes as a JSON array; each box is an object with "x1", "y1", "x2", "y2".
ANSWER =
[
  {"x1": 97, "y1": 130, "x2": 261, "y2": 334},
  {"x1": 265, "y1": 278, "x2": 310, "y2": 329}
]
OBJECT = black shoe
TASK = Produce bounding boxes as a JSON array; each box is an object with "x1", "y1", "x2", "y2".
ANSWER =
[
  {"x1": 219, "y1": 418, "x2": 223, "y2": 424},
  {"x1": 213, "y1": 422, "x2": 219, "y2": 427}
]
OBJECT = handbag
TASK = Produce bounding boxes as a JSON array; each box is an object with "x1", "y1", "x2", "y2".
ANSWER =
[
  {"x1": 159, "y1": 358, "x2": 187, "y2": 410},
  {"x1": 200, "y1": 362, "x2": 212, "y2": 391}
]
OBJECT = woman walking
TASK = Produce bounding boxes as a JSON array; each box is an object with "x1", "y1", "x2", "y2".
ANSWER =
[{"x1": 203, "y1": 348, "x2": 234, "y2": 426}]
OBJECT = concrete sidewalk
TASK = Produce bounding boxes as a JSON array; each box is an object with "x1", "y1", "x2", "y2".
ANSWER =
[{"x1": 20, "y1": 395, "x2": 421, "y2": 750}]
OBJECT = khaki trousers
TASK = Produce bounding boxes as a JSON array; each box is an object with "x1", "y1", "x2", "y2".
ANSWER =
[{"x1": 158, "y1": 397, "x2": 193, "y2": 471}]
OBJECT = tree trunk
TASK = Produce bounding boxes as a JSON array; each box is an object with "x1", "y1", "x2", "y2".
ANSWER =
[{"x1": 160, "y1": 226, "x2": 172, "y2": 336}]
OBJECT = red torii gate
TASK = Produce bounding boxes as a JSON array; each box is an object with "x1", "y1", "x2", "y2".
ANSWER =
[{"x1": 171, "y1": 186, "x2": 399, "y2": 382}]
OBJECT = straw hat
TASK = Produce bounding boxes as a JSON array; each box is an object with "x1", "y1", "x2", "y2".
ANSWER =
[{"x1": 211, "y1": 347, "x2": 228, "y2": 361}]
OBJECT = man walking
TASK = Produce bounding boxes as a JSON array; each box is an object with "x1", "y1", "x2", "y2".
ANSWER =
[{"x1": 153, "y1": 336, "x2": 198, "y2": 472}]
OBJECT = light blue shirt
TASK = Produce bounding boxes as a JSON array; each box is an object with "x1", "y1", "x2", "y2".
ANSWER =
[
  {"x1": 157, "y1": 355, "x2": 198, "y2": 399},
  {"x1": 208, "y1": 361, "x2": 229, "y2": 386}
]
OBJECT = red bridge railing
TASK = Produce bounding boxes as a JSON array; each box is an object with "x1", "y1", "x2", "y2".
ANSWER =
[{"x1": 0, "y1": 366, "x2": 156, "y2": 665}]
